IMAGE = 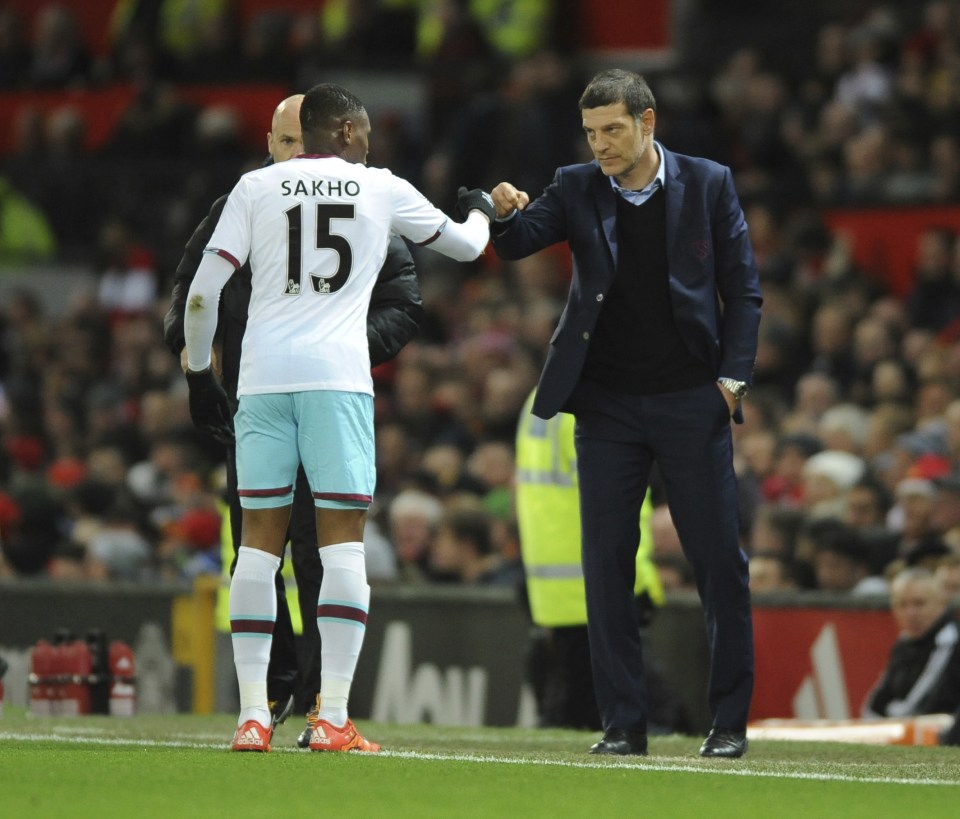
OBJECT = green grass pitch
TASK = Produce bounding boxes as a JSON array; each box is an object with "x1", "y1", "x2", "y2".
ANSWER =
[{"x1": 2, "y1": 709, "x2": 959, "y2": 818}]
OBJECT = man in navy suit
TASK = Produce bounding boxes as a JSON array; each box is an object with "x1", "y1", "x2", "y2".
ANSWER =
[{"x1": 489, "y1": 69, "x2": 762, "y2": 758}]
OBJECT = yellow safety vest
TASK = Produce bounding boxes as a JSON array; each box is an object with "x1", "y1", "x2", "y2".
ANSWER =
[
  {"x1": 214, "y1": 499, "x2": 302, "y2": 634},
  {"x1": 515, "y1": 390, "x2": 664, "y2": 627},
  {"x1": 413, "y1": 0, "x2": 550, "y2": 59}
]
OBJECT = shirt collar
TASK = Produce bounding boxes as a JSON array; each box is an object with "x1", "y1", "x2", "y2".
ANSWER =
[{"x1": 609, "y1": 141, "x2": 665, "y2": 200}]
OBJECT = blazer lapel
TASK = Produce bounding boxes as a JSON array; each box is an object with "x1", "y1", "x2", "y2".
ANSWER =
[
  {"x1": 592, "y1": 166, "x2": 618, "y2": 271},
  {"x1": 663, "y1": 148, "x2": 684, "y2": 268}
]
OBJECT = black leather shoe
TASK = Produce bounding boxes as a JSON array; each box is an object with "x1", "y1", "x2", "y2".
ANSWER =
[
  {"x1": 589, "y1": 729, "x2": 648, "y2": 756},
  {"x1": 699, "y1": 728, "x2": 747, "y2": 758}
]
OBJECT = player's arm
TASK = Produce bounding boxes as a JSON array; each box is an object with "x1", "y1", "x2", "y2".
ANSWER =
[
  {"x1": 162, "y1": 195, "x2": 228, "y2": 356},
  {"x1": 423, "y1": 211, "x2": 490, "y2": 261},
  {"x1": 183, "y1": 251, "x2": 236, "y2": 441},
  {"x1": 392, "y1": 178, "x2": 492, "y2": 262},
  {"x1": 368, "y1": 236, "x2": 424, "y2": 367},
  {"x1": 184, "y1": 252, "x2": 234, "y2": 372},
  {"x1": 425, "y1": 187, "x2": 496, "y2": 260}
]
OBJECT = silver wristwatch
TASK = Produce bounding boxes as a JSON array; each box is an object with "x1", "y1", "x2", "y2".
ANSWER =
[{"x1": 717, "y1": 377, "x2": 748, "y2": 400}]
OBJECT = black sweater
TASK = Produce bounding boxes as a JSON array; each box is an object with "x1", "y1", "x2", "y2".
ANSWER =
[{"x1": 583, "y1": 187, "x2": 712, "y2": 394}]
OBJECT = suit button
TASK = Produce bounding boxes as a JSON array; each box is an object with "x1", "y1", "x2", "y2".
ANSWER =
[
  {"x1": 596, "y1": 293, "x2": 604, "y2": 302},
  {"x1": 582, "y1": 331, "x2": 590, "y2": 340}
]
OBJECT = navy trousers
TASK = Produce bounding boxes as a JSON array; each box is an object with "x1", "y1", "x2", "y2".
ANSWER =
[{"x1": 570, "y1": 379, "x2": 754, "y2": 735}]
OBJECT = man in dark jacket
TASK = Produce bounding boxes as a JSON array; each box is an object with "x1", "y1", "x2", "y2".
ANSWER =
[
  {"x1": 489, "y1": 70, "x2": 760, "y2": 758},
  {"x1": 163, "y1": 94, "x2": 422, "y2": 744},
  {"x1": 863, "y1": 567, "x2": 960, "y2": 719}
]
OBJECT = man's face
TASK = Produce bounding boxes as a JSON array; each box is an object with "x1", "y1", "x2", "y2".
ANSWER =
[
  {"x1": 581, "y1": 102, "x2": 650, "y2": 182},
  {"x1": 267, "y1": 103, "x2": 302, "y2": 162},
  {"x1": 892, "y1": 577, "x2": 947, "y2": 638}
]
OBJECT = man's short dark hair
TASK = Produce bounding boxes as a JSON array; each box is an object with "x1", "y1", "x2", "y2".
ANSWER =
[
  {"x1": 579, "y1": 69, "x2": 656, "y2": 119},
  {"x1": 301, "y1": 83, "x2": 366, "y2": 133}
]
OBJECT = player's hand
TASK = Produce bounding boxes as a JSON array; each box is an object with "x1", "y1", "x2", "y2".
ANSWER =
[
  {"x1": 491, "y1": 182, "x2": 529, "y2": 218},
  {"x1": 456, "y1": 187, "x2": 496, "y2": 223},
  {"x1": 185, "y1": 368, "x2": 234, "y2": 445}
]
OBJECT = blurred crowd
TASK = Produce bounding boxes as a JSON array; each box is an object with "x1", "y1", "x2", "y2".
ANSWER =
[{"x1": 3, "y1": 0, "x2": 960, "y2": 610}]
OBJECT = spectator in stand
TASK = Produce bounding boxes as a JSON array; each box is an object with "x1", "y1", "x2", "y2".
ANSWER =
[
  {"x1": 906, "y1": 227, "x2": 960, "y2": 332},
  {"x1": 848, "y1": 315, "x2": 901, "y2": 404},
  {"x1": 930, "y1": 472, "x2": 960, "y2": 550},
  {"x1": 414, "y1": 0, "x2": 500, "y2": 140},
  {"x1": 167, "y1": 2, "x2": 244, "y2": 83},
  {"x1": 935, "y1": 553, "x2": 960, "y2": 601},
  {"x1": 150, "y1": 0, "x2": 236, "y2": 77},
  {"x1": 423, "y1": 49, "x2": 584, "y2": 214},
  {"x1": 863, "y1": 567, "x2": 960, "y2": 718},
  {"x1": 0, "y1": 483, "x2": 68, "y2": 576},
  {"x1": 867, "y1": 357, "x2": 916, "y2": 408},
  {"x1": 844, "y1": 476, "x2": 892, "y2": 532},
  {"x1": 810, "y1": 519, "x2": 887, "y2": 595},
  {"x1": 0, "y1": 8, "x2": 32, "y2": 89},
  {"x1": 464, "y1": 440, "x2": 515, "y2": 505},
  {"x1": 27, "y1": 3, "x2": 93, "y2": 89},
  {"x1": 801, "y1": 449, "x2": 865, "y2": 519},
  {"x1": 762, "y1": 432, "x2": 822, "y2": 505},
  {"x1": 737, "y1": 428, "x2": 778, "y2": 488},
  {"x1": 816, "y1": 403, "x2": 870, "y2": 454},
  {"x1": 237, "y1": 10, "x2": 297, "y2": 84},
  {"x1": 904, "y1": 538, "x2": 952, "y2": 573},
  {"x1": 387, "y1": 488, "x2": 444, "y2": 583},
  {"x1": 863, "y1": 403, "x2": 916, "y2": 467},
  {"x1": 748, "y1": 503, "x2": 805, "y2": 559},
  {"x1": 425, "y1": 499, "x2": 502, "y2": 584},
  {"x1": 903, "y1": 1, "x2": 955, "y2": 68},
  {"x1": 295, "y1": 0, "x2": 418, "y2": 75},
  {"x1": 102, "y1": 82, "x2": 198, "y2": 157},
  {"x1": 889, "y1": 476, "x2": 942, "y2": 558},
  {"x1": 807, "y1": 302, "x2": 857, "y2": 395},
  {"x1": 748, "y1": 551, "x2": 798, "y2": 594},
  {"x1": 96, "y1": 217, "x2": 158, "y2": 327},
  {"x1": 877, "y1": 429, "x2": 946, "y2": 503},
  {"x1": 916, "y1": 377, "x2": 954, "y2": 430},
  {"x1": 789, "y1": 373, "x2": 841, "y2": 434}
]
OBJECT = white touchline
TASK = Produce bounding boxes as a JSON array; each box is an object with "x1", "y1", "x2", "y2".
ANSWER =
[{"x1": 1, "y1": 732, "x2": 956, "y2": 788}]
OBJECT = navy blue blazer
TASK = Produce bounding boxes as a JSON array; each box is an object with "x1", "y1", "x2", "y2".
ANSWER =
[{"x1": 492, "y1": 146, "x2": 763, "y2": 421}]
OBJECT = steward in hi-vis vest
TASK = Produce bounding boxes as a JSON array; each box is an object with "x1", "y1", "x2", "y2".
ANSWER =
[{"x1": 516, "y1": 390, "x2": 664, "y2": 628}]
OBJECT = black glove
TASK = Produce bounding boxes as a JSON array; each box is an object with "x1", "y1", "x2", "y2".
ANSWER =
[
  {"x1": 185, "y1": 368, "x2": 234, "y2": 445},
  {"x1": 456, "y1": 186, "x2": 496, "y2": 222}
]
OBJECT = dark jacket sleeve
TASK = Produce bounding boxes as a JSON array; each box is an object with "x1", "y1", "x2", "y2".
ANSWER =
[
  {"x1": 367, "y1": 236, "x2": 423, "y2": 366},
  {"x1": 162, "y1": 195, "x2": 228, "y2": 355}
]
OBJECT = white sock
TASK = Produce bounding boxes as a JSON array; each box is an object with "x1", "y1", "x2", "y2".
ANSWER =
[
  {"x1": 317, "y1": 541, "x2": 370, "y2": 727},
  {"x1": 230, "y1": 546, "x2": 281, "y2": 729}
]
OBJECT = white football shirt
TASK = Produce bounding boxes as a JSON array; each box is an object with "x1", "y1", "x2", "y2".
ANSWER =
[{"x1": 204, "y1": 155, "x2": 450, "y2": 397}]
